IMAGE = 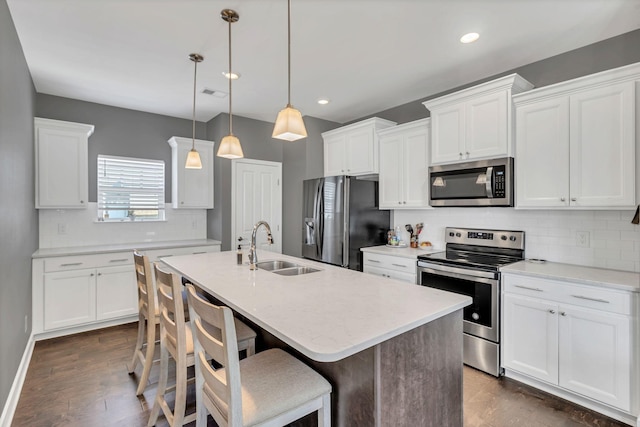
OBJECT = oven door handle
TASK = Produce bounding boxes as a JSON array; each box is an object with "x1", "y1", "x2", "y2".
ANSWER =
[{"x1": 417, "y1": 263, "x2": 498, "y2": 284}]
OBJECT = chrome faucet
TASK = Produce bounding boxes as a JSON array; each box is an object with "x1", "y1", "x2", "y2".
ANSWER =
[{"x1": 248, "y1": 220, "x2": 274, "y2": 270}]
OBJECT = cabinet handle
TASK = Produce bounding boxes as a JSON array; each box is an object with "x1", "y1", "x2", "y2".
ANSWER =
[
  {"x1": 391, "y1": 263, "x2": 407, "y2": 268},
  {"x1": 181, "y1": 201, "x2": 184, "y2": 205},
  {"x1": 459, "y1": 152, "x2": 463, "y2": 158},
  {"x1": 61, "y1": 262, "x2": 83, "y2": 267},
  {"x1": 97, "y1": 273, "x2": 102, "y2": 276},
  {"x1": 109, "y1": 259, "x2": 128, "y2": 263},
  {"x1": 192, "y1": 251, "x2": 206, "y2": 255},
  {"x1": 466, "y1": 151, "x2": 470, "y2": 158},
  {"x1": 398, "y1": 201, "x2": 402, "y2": 205},
  {"x1": 571, "y1": 295, "x2": 610, "y2": 304},
  {"x1": 80, "y1": 200, "x2": 84, "y2": 204},
  {"x1": 560, "y1": 311, "x2": 566, "y2": 316},
  {"x1": 571, "y1": 197, "x2": 577, "y2": 202},
  {"x1": 368, "y1": 259, "x2": 381, "y2": 263},
  {"x1": 402, "y1": 201, "x2": 406, "y2": 204},
  {"x1": 90, "y1": 273, "x2": 95, "y2": 277},
  {"x1": 560, "y1": 197, "x2": 566, "y2": 202},
  {"x1": 514, "y1": 285, "x2": 543, "y2": 292},
  {"x1": 157, "y1": 255, "x2": 173, "y2": 259},
  {"x1": 549, "y1": 309, "x2": 556, "y2": 314}
]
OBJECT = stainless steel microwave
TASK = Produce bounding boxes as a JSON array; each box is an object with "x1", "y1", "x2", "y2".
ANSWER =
[{"x1": 429, "y1": 157, "x2": 514, "y2": 207}]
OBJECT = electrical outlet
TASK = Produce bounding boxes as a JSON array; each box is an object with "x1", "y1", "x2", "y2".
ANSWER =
[
  {"x1": 57, "y1": 223, "x2": 67, "y2": 235},
  {"x1": 576, "y1": 231, "x2": 590, "y2": 248}
]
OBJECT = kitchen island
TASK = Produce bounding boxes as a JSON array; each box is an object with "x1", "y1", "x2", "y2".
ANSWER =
[{"x1": 162, "y1": 251, "x2": 471, "y2": 427}]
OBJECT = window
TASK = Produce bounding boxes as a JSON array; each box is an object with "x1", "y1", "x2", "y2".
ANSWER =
[{"x1": 97, "y1": 155, "x2": 165, "y2": 221}]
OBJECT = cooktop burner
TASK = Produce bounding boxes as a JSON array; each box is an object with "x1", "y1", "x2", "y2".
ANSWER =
[{"x1": 418, "y1": 250, "x2": 522, "y2": 271}]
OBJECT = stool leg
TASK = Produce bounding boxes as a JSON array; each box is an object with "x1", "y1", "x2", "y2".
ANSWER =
[
  {"x1": 135, "y1": 317, "x2": 156, "y2": 395},
  {"x1": 128, "y1": 313, "x2": 145, "y2": 373},
  {"x1": 147, "y1": 341, "x2": 169, "y2": 427}
]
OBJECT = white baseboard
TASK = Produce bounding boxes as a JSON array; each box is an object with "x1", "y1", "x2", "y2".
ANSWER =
[{"x1": 0, "y1": 334, "x2": 35, "y2": 427}]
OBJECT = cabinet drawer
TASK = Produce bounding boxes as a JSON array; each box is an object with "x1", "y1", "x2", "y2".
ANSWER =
[
  {"x1": 364, "y1": 265, "x2": 416, "y2": 284},
  {"x1": 144, "y1": 245, "x2": 220, "y2": 262},
  {"x1": 504, "y1": 274, "x2": 631, "y2": 315},
  {"x1": 363, "y1": 252, "x2": 416, "y2": 274},
  {"x1": 44, "y1": 252, "x2": 132, "y2": 272}
]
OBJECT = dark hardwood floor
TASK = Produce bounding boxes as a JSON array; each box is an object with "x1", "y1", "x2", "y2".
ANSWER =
[{"x1": 12, "y1": 323, "x2": 628, "y2": 427}]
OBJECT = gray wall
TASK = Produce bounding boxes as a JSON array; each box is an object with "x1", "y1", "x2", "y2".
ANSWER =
[
  {"x1": 282, "y1": 116, "x2": 340, "y2": 256},
  {"x1": 36, "y1": 94, "x2": 207, "y2": 203},
  {"x1": 351, "y1": 29, "x2": 640, "y2": 125},
  {"x1": 206, "y1": 113, "x2": 284, "y2": 251},
  {"x1": 0, "y1": 0, "x2": 37, "y2": 413}
]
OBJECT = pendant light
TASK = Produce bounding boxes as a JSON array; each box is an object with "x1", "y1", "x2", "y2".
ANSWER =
[
  {"x1": 217, "y1": 9, "x2": 244, "y2": 159},
  {"x1": 272, "y1": 0, "x2": 307, "y2": 141},
  {"x1": 185, "y1": 53, "x2": 204, "y2": 169}
]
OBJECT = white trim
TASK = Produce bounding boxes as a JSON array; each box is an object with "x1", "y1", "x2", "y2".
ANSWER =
[
  {"x1": 33, "y1": 316, "x2": 137, "y2": 342},
  {"x1": 0, "y1": 334, "x2": 35, "y2": 427}
]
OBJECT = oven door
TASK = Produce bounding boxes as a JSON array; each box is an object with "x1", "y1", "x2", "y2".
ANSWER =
[{"x1": 417, "y1": 261, "x2": 499, "y2": 342}]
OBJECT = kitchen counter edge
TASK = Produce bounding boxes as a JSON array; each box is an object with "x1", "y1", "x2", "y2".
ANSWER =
[
  {"x1": 32, "y1": 239, "x2": 222, "y2": 258},
  {"x1": 360, "y1": 245, "x2": 443, "y2": 259}
]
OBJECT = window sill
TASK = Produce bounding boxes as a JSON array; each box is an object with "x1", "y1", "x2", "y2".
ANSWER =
[{"x1": 94, "y1": 219, "x2": 167, "y2": 223}]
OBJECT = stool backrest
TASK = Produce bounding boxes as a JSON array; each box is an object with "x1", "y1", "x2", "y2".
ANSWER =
[
  {"x1": 133, "y1": 250, "x2": 155, "y2": 318},
  {"x1": 185, "y1": 284, "x2": 242, "y2": 426},
  {"x1": 155, "y1": 263, "x2": 187, "y2": 359}
]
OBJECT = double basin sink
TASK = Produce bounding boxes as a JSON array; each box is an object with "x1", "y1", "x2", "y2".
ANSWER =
[{"x1": 255, "y1": 260, "x2": 321, "y2": 276}]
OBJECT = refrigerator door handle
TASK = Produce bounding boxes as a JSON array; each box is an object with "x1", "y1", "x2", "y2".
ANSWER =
[{"x1": 315, "y1": 179, "x2": 324, "y2": 258}]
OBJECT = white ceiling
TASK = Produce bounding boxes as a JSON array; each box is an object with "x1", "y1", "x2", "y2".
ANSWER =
[{"x1": 7, "y1": 0, "x2": 640, "y2": 124}]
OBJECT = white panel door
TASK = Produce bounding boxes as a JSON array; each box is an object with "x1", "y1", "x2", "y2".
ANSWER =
[
  {"x1": 430, "y1": 104, "x2": 465, "y2": 164},
  {"x1": 378, "y1": 134, "x2": 403, "y2": 208},
  {"x1": 403, "y1": 127, "x2": 430, "y2": 208},
  {"x1": 569, "y1": 82, "x2": 636, "y2": 207},
  {"x1": 558, "y1": 306, "x2": 631, "y2": 411},
  {"x1": 515, "y1": 97, "x2": 570, "y2": 207},
  {"x1": 465, "y1": 91, "x2": 508, "y2": 159},
  {"x1": 503, "y1": 294, "x2": 559, "y2": 384},
  {"x1": 96, "y1": 265, "x2": 137, "y2": 320},
  {"x1": 346, "y1": 127, "x2": 376, "y2": 175},
  {"x1": 233, "y1": 159, "x2": 282, "y2": 254},
  {"x1": 323, "y1": 134, "x2": 347, "y2": 176},
  {"x1": 36, "y1": 127, "x2": 88, "y2": 208},
  {"x1": 44, "y1": 270, "x2": 96, "y2": 330}
]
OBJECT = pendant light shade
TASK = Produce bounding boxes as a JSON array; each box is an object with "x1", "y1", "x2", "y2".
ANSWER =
[
  {"x1": 217, "y1": 9, "x2": 244, "y2": 159},
  {"x1": 186, "y1": 53, "x2": 203, "y2": 169},
  {"x1": 272, "y1": 0, "x2": 307, "y2": 142}
]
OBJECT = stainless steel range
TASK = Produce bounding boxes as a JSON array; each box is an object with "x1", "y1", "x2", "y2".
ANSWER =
[{"x1": 417, "y1": 227, "x2": 525, "y2": 376}]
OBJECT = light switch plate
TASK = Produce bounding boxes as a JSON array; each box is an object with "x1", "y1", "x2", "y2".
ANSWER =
[{"x1": 576, "y1": 231, "x2": 590, "y2": 248}]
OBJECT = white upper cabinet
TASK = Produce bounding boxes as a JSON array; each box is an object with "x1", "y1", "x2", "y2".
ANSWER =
[
  {"x1": 378, "y1": 118, "x2": 431, "y2": 209},
  {"x1": 167, "y1": 136, "x2": 214, "y2": 209},
  {"x1": 322, "y1": 117, "x2": 396, "y2": 177},
  {"x1": 35, "y1": 118, "x2": 94, "y2": 209},
  {"x1": 514, "y1": 63, "x2": 640, "y2": 209},
  {"x1": 423, "y1": 74, "x2": 533, "y2": 165}
]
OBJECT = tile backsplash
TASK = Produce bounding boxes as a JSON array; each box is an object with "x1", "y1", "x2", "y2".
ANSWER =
[
  {"x1": 39, "y1": 203, "x2": 207, "y2": 248},
  {"x1": 393, "y1": 208, "x2": 640, "y2": 273}
]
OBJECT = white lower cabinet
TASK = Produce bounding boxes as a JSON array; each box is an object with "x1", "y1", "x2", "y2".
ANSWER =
[
  {"x1": 33, "y1": 243, "x2": 221, "y2": 339},
  {"x1": 362, "y1": 252, "x2": 416, "y2": 284},
  {"x1": 502, "y1": 273, "x2": 635, "y2": 418}
]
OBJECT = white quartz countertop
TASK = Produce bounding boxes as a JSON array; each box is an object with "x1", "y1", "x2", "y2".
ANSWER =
[
  {"x1": 501, "y1": 260, "x2": 640, "y2": 293},
  {"x1": 360, "y1": 245, "x2": 442, "y2": 259},
  {"x1": 162, "y1": 251, "x2": 471, "y2": 363},
  {"x1": 32, "y1": 239, "x2": 222, "y2": 258}
]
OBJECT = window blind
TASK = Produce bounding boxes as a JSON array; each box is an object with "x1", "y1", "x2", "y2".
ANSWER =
[{"x1": 97, "y1": 155, "x2": 165, "y2": 216}]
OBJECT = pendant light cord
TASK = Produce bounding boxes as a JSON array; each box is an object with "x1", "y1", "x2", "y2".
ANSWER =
[
  {"x1": 192, "y1": 57, "x2": 197, "y2": 149},
  {"x1": 228, "y1": 16, "x2": 233, "y2": 135},
  {"x1": 287, "y1": 0, "x2": 292, "y2": 108}
]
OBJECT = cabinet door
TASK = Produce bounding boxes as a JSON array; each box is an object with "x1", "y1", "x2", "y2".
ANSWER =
[
  {"x1": 324, "y1": 134, "x2": 347, "y2": 176},
  {"x1": 403, "y1": 127, "x2": 430, "y2": 208},
  {"x1": 378, "y1": 134, "x2": 404, "y2": 208},
  {"x1": 465, "y1": 91, "x2": 508, "y2": 159},
  {"x1": 44, "y1": 270, "x2": 96, "y2": 330},
  {"x1": 569, "y1": 82, "x2": 636, "y2": 207},
  {"x1": 174, "y1": 140, "x2": 214, "y2": 208},
  {"x1": 431, "y1": 104, "x2": 465, "y2": 164},
  {"x1": 346, "y1": 127, "x2": 376, "y2": 175},
  {"x1": 558, "y1": 306, "x2": 631, "y2": 410},
  {"x1": 515, "y1": 97, "x2": 570, "y2": 207},
  {"x1": 503, "y1": 294, "x2": 558, "y2": 384},
  {"x1": 96, "y1": 265, "x2": 137, "y2": 320},
  {"x1": 36, "y1": 126, "x2": 88, "y2": 208}
]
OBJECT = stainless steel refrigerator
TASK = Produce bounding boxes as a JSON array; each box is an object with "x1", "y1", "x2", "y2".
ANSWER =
[{"x1": 302, "y1": 176, "x2": 390, "y2": 271}]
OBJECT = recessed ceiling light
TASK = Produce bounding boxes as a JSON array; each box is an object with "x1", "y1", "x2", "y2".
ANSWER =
[
  {"x1": 317, "y1": 99, "x2": 330, "y2": 105},
  {"x1": 222, "y1": 71, "x2": 240, "y2": 80},
  {"x1": 460, "y1": 32, "x2": 480, "y2": 44}
]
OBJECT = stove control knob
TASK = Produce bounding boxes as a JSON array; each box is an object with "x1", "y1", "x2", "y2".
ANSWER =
[
  {"x1": 501, "y1": 235, "x2": 507, "y2": 241},
  {"x1": 455, "y1": 232, "x2": 461, "y2": 237},
  {"x1": 509, "y1": 236, "x2": 517, "y2": 242},
  {"x1": 471, "y1": 312, "x2": 480, "y2": 321},
  {"x1": 449, "y1": 232, "x2": 455, "y2": 237}
]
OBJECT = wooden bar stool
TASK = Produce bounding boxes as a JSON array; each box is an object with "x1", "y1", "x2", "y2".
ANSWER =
[
  {"x1": 185, "y1": 283, "x2": 332, "y2": 427},
  {"x1": 127, "y1": 250, "x2": 159, "y2": 395},
  {"x1": 147, "y1": 263, "x2": 256, "y2": 427}
]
